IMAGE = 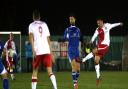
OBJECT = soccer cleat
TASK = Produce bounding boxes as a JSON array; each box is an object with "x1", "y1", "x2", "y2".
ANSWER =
[
  {"x1": 96, "y1": 76, "x2": 101, "y2": 86},
  {"x1": 74, "y1": 82, "x2": 78, "y2": 89},
  {"x1": 12, "y1": 77, "x2": 16, "y2": 80},
  {"x1": 11, "y1": 74, "x2": 16, "y2": 80}
]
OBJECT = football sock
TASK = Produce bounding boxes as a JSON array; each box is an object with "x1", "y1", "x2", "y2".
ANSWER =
[
  {"x1": 49, "y1": 73, "x2": 57, "y2": 89},
  {"x1": 31, "y1": 76, "x2": 37, "y2": 89},
  {"x1": 76, "y1": 71, "x2": 80, "y2": 80},
  {"x1": 72, "y1": 72, "x2": 77, "y2": 85},
  {"x1": 10, "y1": 69, "x2": 15, "y2": 80},
  {"x1": 95, "y1": 64, "x2": 100, "y2": 79},
  {"x1": 82, "y1": 52, "x2": 93, "y2": 62},
  {"x1": 3, "y1": 79, "x2": 9, "y2": 89}
]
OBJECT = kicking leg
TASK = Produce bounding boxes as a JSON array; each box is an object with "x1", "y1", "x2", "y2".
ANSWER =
[{"x1": 82, "y1": 52, "x2": 94, "y2": 62}]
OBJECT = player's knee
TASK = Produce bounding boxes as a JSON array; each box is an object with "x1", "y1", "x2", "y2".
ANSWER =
[
  {"x1": 32, "y1": 69, "x2": 38, "y2": 77},
  {"x1": 46, "y1": 67, "x2": 53, "y2": 75},
  {"x1": 71, "y1": 60, "x2": 76, "y2": 68},
  {"x1": 76, "y1": 63, "x2": 80, "y2": 71},
  {"x1": 95, "y1": 56, "x2": 100, "y2": 64},
  {"x1": 71, "y1": 66, "x2": 76, "y2": 71},
  {"x1": 71, "y1": 65, "x2": 77, "y2": 72},
  {"x1": 93, "y1": 48, "x2": 98, "y2": 54}
]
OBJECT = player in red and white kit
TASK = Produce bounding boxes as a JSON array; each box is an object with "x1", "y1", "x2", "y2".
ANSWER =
[
  {"x1": 4, "y1": 33, "x2": 16, "y2": 80},
  {"x1": 29, "y1": 10, "x2": 57, "y2": 89},
  {"x1": 82, "y1": 18, "x2": 123, "y2": 86}
]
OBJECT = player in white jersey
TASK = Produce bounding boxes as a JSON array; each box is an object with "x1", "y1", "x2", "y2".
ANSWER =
[
  {"x1": 4, "y1": 33, "x2": 16, "y2": 80},
  {"x1": 82, "y1": 18, "x2": 123, "y2": 86},
  {"x1": 29, "y1": 10, "x2": 57, "y2": 89}
]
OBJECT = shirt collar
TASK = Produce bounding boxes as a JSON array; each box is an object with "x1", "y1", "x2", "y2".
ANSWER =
[{"x1": 70, "y1": 25, "x2": 76, "y2": 27}]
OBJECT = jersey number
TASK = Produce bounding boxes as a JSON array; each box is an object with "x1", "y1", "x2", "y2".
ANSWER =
[{"x1": 39, "y1": 26, "x2": 43, "y2": 37}]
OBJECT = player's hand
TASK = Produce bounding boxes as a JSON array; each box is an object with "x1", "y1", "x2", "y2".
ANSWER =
[
  {"x1": 51, "y1": 55, "x2": 55, "y2": 64},
  {"x1": 1, "y1": 51, "x2": 6, "y2": 58},
  {"x1": 32, "y1": 51, "x2": 36, "y2": 61},
  {"x1": 2, "y1": 49, "x2": 6, "y2": 57}
]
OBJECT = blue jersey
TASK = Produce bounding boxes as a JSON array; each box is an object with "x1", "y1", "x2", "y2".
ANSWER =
[
  {"x1": 64, "y1": 25, "x2": 81, "y2": 48},
  {"x1": 64, "y1": 25, "x2": 81, "y2": 61}
]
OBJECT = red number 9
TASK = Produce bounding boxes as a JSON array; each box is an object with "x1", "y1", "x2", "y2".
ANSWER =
[{"x1": 39, "y1": 26, "x2": 43, "y2": 36}]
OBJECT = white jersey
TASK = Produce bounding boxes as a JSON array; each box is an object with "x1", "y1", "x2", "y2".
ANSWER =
[
  {"x1": 29, "y1": 21, "x2": 50, "y2": 55},
  {"x1": 4, "y1": 40, "x2": 17, "y2": 54},
  {"x1": 91, "y1": 23, "x2": 121, "y2": 46}
]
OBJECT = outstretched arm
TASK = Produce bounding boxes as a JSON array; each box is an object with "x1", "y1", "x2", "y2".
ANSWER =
[{"x1": 109, "y1": 22, "x2": 123, "y2": 29}]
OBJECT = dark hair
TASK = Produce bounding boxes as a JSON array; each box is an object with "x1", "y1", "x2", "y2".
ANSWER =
[
  {"x1": 69, "y1": 13, "x2": 76, "y2": 18},
  {"x1": 96, "y1": 17, "x2": 104, "y2": 21},
  {"x1": 33, "y1": 9, "x2": 40, "y2": 20}
]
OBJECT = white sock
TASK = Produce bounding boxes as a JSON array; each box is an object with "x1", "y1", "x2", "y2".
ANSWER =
[
  {"x1": 31, "y1": 77, "x2": 37, "y2": 89},
  {"x1": 50, "y1": 74, "x2": 57, "y2": 89},
  {"x1": 82, "y1": 52, "x2": 93, "y2": 62},
  {"x1": 95, "y1": 64, "x2": 100, "y2": 79},
  {"x1": 10, "y1": 69, "x2": 15, "y2": 80},
  {"x1": 11, "y1": 74, "x2": 14, "y2": 79},
  {"x1": 32, "y1": 82, "x2": 37, "y2": 89}
]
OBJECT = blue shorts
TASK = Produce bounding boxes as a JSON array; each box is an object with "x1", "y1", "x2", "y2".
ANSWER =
[
  {"x1": 0, "y1": 58, "x2": 5, "y2": 74},
  {"x1": 68, "y1": 47, "x2": 79, "y2": 62}
]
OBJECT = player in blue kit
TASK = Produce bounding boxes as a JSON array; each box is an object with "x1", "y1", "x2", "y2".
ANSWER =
[
  {"x1": 64, "y1": 14, "x2": 81, "y2": 89},
  {"x1": 0, "y1": 40, "x2": 9, "y2": 89}
]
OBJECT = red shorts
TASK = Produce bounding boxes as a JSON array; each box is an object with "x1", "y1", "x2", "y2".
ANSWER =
[
  {"x1": 96, "y1": 44, "x2": 109, "y2": 58},
  {"x1": 6, "y1": 56, "x2": 13, "y2": 67},
  {"x1": 33, "y1": 54, "x2": 52, "y2": 69}
]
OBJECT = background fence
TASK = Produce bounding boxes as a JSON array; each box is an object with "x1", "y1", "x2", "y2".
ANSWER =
[
  {"x1": 0, "y1": 34, "x2": 126, "y2": 72},
  {"x1": 20, "y1": 36, "x2": 125, "y2": 72}
]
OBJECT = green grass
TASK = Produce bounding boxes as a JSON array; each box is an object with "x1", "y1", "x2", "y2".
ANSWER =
[{"x1": 1, "y1": 71, "x2": 128, "y2": 89}]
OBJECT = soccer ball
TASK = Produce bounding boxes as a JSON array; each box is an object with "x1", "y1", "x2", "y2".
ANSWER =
[
  {"x1": 9, "y1": 49, "x2": 16, "y2": 57},
  {"x1": 85, "y1": 48, "x2": 91, "y2": 54}
]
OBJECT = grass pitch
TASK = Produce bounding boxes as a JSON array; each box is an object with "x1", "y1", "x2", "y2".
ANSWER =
[{"x1": 0, "y1": 71, "x2": 128, "y2": 89}]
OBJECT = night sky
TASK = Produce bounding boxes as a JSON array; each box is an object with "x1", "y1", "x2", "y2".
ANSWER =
[{"x1": 0, "y1": 0, "x2": 128, "y2": 36}]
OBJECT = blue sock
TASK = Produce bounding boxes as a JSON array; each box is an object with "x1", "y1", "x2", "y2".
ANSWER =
[
  {"x1": 3, "y1": 79, "x2": 9, "y2": 89},
  {"x1": 76, "y1": 71, "x2": 80, "y2": 80},
  {"x1": 72, "y1": 72, "x2": 77, "y2": 84}
]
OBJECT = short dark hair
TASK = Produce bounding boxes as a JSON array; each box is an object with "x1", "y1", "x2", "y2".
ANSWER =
[
  {"x1": 33, "y1": 9, "x2": 40, "y2": 20},
  {"x1": 69, "y1": 13, "x2": 76, "y2": 18},
  {"x1": 96, "y1": 17, "x2": 104, "y2": 21}
]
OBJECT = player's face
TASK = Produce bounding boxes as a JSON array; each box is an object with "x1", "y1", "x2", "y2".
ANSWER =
[
  {"x1": 97, "y1": 20, "x2": 104, "y2": 28},
  {"x1": 69, "y1": 16, "x2": 76, "y2": 25},
  {"x1": 9, "y1": 34, "x2": 13, "y2": 40}
]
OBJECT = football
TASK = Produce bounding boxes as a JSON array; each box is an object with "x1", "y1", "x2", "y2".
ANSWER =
[{"x1": 85, "y1": 48, "x2": 90, "y2": 54}]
